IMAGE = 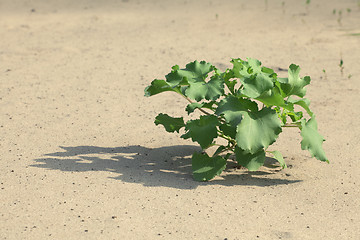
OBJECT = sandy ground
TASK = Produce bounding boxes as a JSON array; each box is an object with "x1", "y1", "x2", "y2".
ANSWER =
[{"x1": 1, "y1": 0, "x2": 360, "y2": 239}]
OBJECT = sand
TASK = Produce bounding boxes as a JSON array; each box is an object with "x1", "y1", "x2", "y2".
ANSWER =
[{"x1": 1, "y1": 0, "x2": 359, "y2": 239}]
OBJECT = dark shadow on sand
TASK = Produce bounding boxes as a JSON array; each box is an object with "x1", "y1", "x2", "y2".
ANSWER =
[{"x1": 31, "y1": 145, "x2": 301, "y2": 189}]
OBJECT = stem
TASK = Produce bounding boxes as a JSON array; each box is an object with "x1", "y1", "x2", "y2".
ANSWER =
[
  {"x1": 213, "y1": 145, "x2": 234, "y2": 157},
  {"x1": 217, "y1": 130, "x2": 237, "y2": 145},
  {"x1": 282, "y1": 123, "x2": 301, "y2": 128},
  {"x1": 179, "y1": 94, "x2": 214, "y2": 116},
  {"x1": 177, "y1": 92, "x2": 228, "y2": 124}
]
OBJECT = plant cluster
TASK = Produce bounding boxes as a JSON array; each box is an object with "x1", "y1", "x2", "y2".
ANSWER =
[{"x1": 144, "y1": 58, "x2": 328, "y2": 181}]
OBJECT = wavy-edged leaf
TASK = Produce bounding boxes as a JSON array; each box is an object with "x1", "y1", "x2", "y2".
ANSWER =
[
  {"x1": 154, "y1": 113, "x2": 185, "y2": 133},
  {"x1": 256, "y1": 83, "x2": 293, "y2": 111},
  {"x1": 185, "y1": 74, "x2": 224, "y2": 101},
  {"x1": 165, "y1": 60, "x2": 213, "y2": 87},
  {"x1": 236, "y1": 108, "x2": 282, "y2": 154},
  {"x1": 235, "y1": 147, "x2": 266, "y2": 171},
  {"x1": 231, "y1": 58, "x2": 275, "y2": 98},
  {"x1": 278, "y1": 64, "x2": 311, "y2": 97},
  {"x1": 269, "y1": 150, "x2": 287, "y2": 168},
  {"x1": 300, "y1": 118, "x2": 328, "y2": 162},
  {"x1": 222, "y1": 69, "x2": 237, "y2": 94},
  {"x1": 181, "y1": 115, "x2": 220, "y2": 149},
  {"x1": 185, "y1": 102, "x2": 215, "y2": 114},
  {"x1": 219, "y1": 124, "x2": 236, "y2": 140},
  {"x1": 192, "y1": 152, "x2": 227, "y2": 181},
  {"x1": 288, "y1": 97, "x2": 314, "y2": 117},
  {"x1": 144, "y1": 79, "x2": 181, "y2": 97},
  {"x1": 215, "y1": 95, "x2": 248, "y2": 126}
]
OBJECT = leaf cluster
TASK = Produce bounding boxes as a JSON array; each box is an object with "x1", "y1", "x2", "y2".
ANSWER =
[{"x1": 145, "y1": 58, "x2": 328, "y2": 181}]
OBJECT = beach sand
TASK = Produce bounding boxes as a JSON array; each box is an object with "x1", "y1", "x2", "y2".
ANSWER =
[{"x1": 1, "y1": 0, "x2": 359, "y2": 239}]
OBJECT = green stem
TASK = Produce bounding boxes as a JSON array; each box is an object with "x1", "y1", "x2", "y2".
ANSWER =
[
  {"x1": 177, "y1": 92, "x2": 228, "y2": 124},
  {"x1": 212, "y1": 145, "x2": 235, "y2": 157},
  {"x1": 217, "y1": 131, "x2": 236, "y2": 145},
  {"x1": 178, "y1": 93, "x2": 213, "y2": 116},
  {"x1": 282, "y1": 123, "x2": 301, "y2": 128}
]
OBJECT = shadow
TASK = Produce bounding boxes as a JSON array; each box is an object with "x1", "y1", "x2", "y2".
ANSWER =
[{"x1": 31, "y1": 145, "x2": 301, "y2": 189}]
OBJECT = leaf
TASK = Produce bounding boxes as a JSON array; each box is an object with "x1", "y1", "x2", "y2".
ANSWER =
[
  {"x1": 185, "y1": 102, "x2": 215, "y2": 114},
  {"x1": 300, "y1": 118, "x2": 328, "y2": 162},
  {"x1": 185, "y1": 102, "x2": 203, "y2": 114},
  {"x1": 287, "y1": 111, "x2": 303, "y2": 122},
  {"x1": 154, "y1": 113, "x2": 185, "y2": 133},
  {"x1": 236, "y1": 108, "x2": 282, "y2": 154},
  {"x1": 165, "y1": 60, "x2": 213, "y2": 87},
  {"x1": 144, "y1": 79, "x2": 181, "y2": 97},
  {"x1": 235, "y1": 147, "x2": 266, "y2": 171},
  {"x1": 165, "y1": 60, "x2": 225, "y2": 101},
  {"x1": 215, "y1": 95, "x2": 248, "y2": 126},
  {"x1": 219, "y1": 124, "x2": 236, "y2": 139},
  {"x1": 185, "y1": 74, "x2": 224, "y2": 101},
  {"x1": 213, "y1": 145, "x2": 227, "y2": 156},
  {"x1": 181, "y1": 115, "x2": 220, "y2": 149},
  {"x1": 278, "y1": 64, "x2": 311, "y2": 97},
  {"x1": 231, "y1": 58, "x2": 275, "y2": 98},
  {"x1": 192, "y1": 152, "x2": 227, "y2": 181},
  {"x1": 288, "y1": 97, "x2": 314, "y2": 117},
  {"x1": 256, "y1": 83, "x2": 293, "y2": 111},
  {"x1": 269, "y1": 150, "x2": 287, "y2": 168},
  {"x1": 222, "y1": 70, "x2": 237, "y2": 93}
]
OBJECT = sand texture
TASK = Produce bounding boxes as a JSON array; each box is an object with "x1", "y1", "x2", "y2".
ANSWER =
[{"x1": 1, "y1": 0, "x2": 360, "y2": 239}]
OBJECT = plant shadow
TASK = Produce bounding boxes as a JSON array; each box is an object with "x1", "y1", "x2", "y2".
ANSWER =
[{"x1": 31, "y1": 145, "x2": 301, "y2": 189}]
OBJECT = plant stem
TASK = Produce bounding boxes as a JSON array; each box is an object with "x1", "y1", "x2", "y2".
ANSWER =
[
  {"x1": 177, "y1": 93, "x2": 213, "y2": 115},
  {"x1": 212, "y1": 145, "x2": 235, "y2": 157},
  {"x1": 282, "y1": 123, "x2": 301, "y2": 128},
  {"x1": 177, "y1": 92, "x2": 228, "y2": 124},
  {"x1": 217, "y1": 131, "x2": 236, "y2": 145}
]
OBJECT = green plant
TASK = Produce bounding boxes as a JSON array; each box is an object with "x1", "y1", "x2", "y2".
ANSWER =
[
  {"x1": 338, "y1": 9, "x2": 343, "y2": 25},
  {"x1": 145, "y1": 58, "x2": 328, "y2": 181},
  {"x1": 339, "y1": 58, "x2": 344, "y2": 76},
  {"x1": 322, "y1": 69, "x2": 327, "y2": 80}
]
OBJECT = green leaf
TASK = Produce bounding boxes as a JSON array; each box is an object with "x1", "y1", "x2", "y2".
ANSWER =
[
  {"x1": 231, "y1": 58, "x2": 275, "y2": 98},
  {"x1": 215, "y1": 95, "x2": 248, "y2": 126},
  {"x1": 185, "y1": 102, "x2": 203, "y2": 114},
  {"x1": 213, "y1": 145, "x2": 227, "y2": 156},
  {"x1": 256, "y1": 84, "x2": 293, "y2": 111},
  {"x1": 154, "y1": 113, "x2": 185, "y2": 133},
  {"x1": 278, "y1": 64, "x2": 311, "y2": 97},
  {"x1": 222, "y1": 70, "x2": 237, "y2": 93},
  {"x1": 181, "y1": 115, "x2": 220, "y2": 149},
  {"x1": 185, "y1": 102, "x2": 215, "y2": 114},
  {"x1": 144, "y1": 79, "x2": 181, "y2": 96},
  {"x1": 185, "y1": 74, "x2": 224, "y2": 101},
  {"x1": 269, "y1": 150, "x2": 287, "y2": 168},
  {"x1": 288, "y1": 97, "x2": 314, "y2": 117},
  {"x1": 165, "y1": 60, "x2": 225, "y2": 101},
  {"x1": 219, "y1": 124, "x2": 236, "y2": 139},
  {"x1": 287, "y1": 111, "x2": 304, "y2": 122},
  {"x1": 165, "y1": 60, "x2": 213, "y2": 87},
  {"x1": 192, "y1": 152, "x2": 227, "y2": 181},
  {"x1": 235, "y1": 147, "x2": 266, "y2": 171},
  {"x1": 300, "y1": 118, "x2": 328, "y2": 162},
  {"x1": 236, "y1": 108, "x2": 282, "y2": 154}
]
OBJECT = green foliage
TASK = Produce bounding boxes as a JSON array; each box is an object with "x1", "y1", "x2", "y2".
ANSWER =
[
  {"x1": 145, "y1": 58, "x2": 328, "y2": 181},
  {"x1": 154, "y1": 114, "x2": 185, "y2": 133},
  {"x1": 192, "y1": 152, "x2": 227, "y2": 181}
]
